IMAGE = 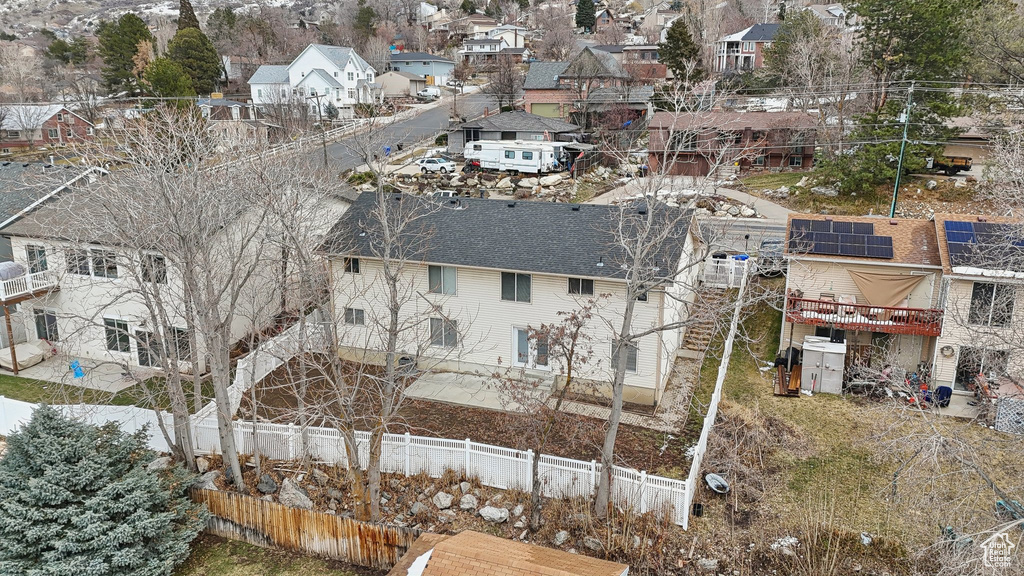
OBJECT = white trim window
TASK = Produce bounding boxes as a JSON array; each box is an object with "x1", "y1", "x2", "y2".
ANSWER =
[
  {"x1": 611, "y1": 340, "x2": 638, "y2": 373},
  {"x1": 969, "y1": 282, "x2": 1014, "y2": 327},
  {"x1": 430, "y1": 317, "x2": 458, "y2": 347},
  {"x1": 91, "y1": 250, "x2": 118, "y2": 279},
  {"x1": 34, "y1": 309, "x2": 59, "y2": 341},
  {"x1": 104, "y1": 318, "x2": 130, "y2": 352},
  {"x1": 500, "y1": 272, "x2": 531, "y2": 302},
  {"x1": 141, "y1": 254, "x2": 167, "y2": 283},
  {"x1": 344, "y1": 307, "x2": 365, "y2": 325},
  {"x1": 344, "y1": 257, "x2": 360, "y2": 273},
  {"x1": 26, "y1": 245, "x2": 48, "y2": 273},
  {"x1": 428, "y1": 265, "x2": 457, "y2": 295},
  {"x1": 568, "y1": 277, "x2": 594, "y2": 295},
  {"x1": 513, "y1": 327, "x2": 549, "y2": 368}
]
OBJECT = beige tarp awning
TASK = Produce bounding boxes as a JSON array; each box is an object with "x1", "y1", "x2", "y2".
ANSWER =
[{"x1": 847, "y1": 270, "x2": 926, "y2": 308}]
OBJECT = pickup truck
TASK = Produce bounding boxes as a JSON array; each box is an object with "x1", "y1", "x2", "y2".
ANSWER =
[{"x1": 927, "y1": 156, "x2": 972, "y2": 176}]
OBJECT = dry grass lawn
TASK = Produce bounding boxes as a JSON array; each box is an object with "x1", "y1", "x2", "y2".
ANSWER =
[{"x1": 175, "y1": 535, "x2": 374, "y2": 576}]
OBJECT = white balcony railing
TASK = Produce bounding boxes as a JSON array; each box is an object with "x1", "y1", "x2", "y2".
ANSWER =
[{"x1": 0, "y1": 269, "x2": 59, "y2": 302}]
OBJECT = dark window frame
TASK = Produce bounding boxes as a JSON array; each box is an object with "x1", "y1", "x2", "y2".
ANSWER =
[{"x1": 568, "y1": 277, "x2": 594, "y2": 295}]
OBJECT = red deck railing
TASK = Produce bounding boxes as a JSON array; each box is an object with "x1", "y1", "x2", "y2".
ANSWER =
[{"x1": 785, "y1": 297, "x2": 943, "y2": 337}]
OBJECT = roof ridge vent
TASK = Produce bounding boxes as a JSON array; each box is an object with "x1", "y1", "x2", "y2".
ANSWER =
[
  {"x1": 507, "y1": 201, "x2": 516, "y2": 207},
  {"x1": 571, "y1": 205, "x2": 580, "y2": 211}
]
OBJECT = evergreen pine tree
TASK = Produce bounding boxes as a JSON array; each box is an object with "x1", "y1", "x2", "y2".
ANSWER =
[
  {"x1": 0, "y1": 407, "x2": 206, "y2": 575},
  {"x1": 144, "y1": 57, "x2": 196, "y2": 99},
  {"x1": 575, "y1": 0, "x2": 596, "y2": 32},
  {"x1": 168, "y1": 27, "x2": 222, "y2": 95},
  {"x1": 178, "y1": 0, "x2": 201, "y2": 31},
  {"x1": 97, "y1": 13, "x2": 154, "y2": 93},
  {"x1": 657, "y1": 19, "x2": 705, "y2": 82}
]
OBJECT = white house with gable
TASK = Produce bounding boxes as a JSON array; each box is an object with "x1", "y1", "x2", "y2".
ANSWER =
[{"x1": 248, "y1": 44, "x2": 379, "y2": 119}]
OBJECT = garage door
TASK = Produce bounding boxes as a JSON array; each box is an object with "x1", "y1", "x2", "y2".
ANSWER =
[{"x1": 531, "y1": 103, "x2": 561, "y2": 118}]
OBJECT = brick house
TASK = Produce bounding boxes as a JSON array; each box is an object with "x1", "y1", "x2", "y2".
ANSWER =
[
  {"x1": 647, "y1": 110, "x2": 817, "y2": 176},
  {"x1": 0, "y1": 105, "x2": 95, "y2": 154},
  {"x1": 523, "y1": 47, "x2": 633, "y2": 121},
  {"x1": 714, "y1": 23, "x2": 780, "y2": 73}
]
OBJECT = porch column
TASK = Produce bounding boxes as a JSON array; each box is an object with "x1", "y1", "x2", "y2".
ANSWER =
[{"x1": 4, "y1": 304, "x2": 17, "y2": 375}]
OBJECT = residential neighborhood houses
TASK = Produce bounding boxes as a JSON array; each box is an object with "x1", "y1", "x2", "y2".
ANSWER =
[{"x1": 1, "y1": 0, "x2": 1023, "y2": 574}]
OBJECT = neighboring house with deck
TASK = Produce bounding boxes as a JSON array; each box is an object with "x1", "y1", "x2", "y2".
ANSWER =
[
  {"x1": 387, "y1": 52, "x2": 456, "y2": 86},
  {"x1": 780, "y1": 215, "x2": 945, "y2": 393},
  {"x1": 648, "y1": 110, "x2": 817, "y2": 177},
  {"x1": 322, "y1": 194, "x2": 703, "y2": 406},
  {"x1": 714, "y1": 23, "x2": 779, "y2": 73}
]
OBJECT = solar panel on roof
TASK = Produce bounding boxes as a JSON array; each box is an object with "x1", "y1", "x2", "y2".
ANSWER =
[
  {"x1": 840, "y1": 233, "x2": 867, "y2": 245},
  {"x1": 810, "y1": 220, "x2": 832, "y2": 232},
  {"x1": 840, "y1": 244, "x2": 867, "y2": 257},
  {"x1": 866, "y1": 245, "x2": 894, "y2": 258},
  {"x1": 944, "y1": 220, "x2": 973, "y2": 232},
  {"x1": 815, "y1": 242, "x2": 840, "y2": 255},
  {"x1": 816, "y1": 232, "x2": 840, "y2": 244},
  {"x1": 865, "y1": 235, "x2": 891, "y2": 247},
  {"x1": 946, "y1": 230, "x2": 975, "y2": 243},
  {"x1": 852, "y1": 222, "x2": 874, "y2": 235},
  {"x1": 832, "y1": 221, "x2": 854, "y2": 234},
  {"x1": 791, "y1": 219, "x2": 811, "y2": 231}
]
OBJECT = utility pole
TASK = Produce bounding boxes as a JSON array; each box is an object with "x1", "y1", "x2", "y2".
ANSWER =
[
  {"x1": 889, "y1": 82, "x2": 914, "y2": 218},
  {"x1": 307, "y1": 92, "x2": 329, "y2": 167}
]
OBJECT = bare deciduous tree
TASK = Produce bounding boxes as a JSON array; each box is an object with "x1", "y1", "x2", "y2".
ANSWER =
[{"x1": 482, "y1": 56, "x2": 524, "y2": 110}]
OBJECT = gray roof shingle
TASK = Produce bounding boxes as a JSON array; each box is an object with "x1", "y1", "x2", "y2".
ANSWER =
[
  {"x1": 0, "y1": 162, "x2": 93, "y2": 229},
  {"x1": 743, "y1": 23, "x2": 780, "y2": 41},
  {"x1": 320, "y1": 194, "x2": 694, "y2": 280},
  {"x1": 524, "y1": 61, "x2": 568, "y2": 89},
  {"x1": 248, "y1": 65, "x2": 290, "y2": 84},
  {"x1": 389, "y1": 52, "x2": 455, "y2": 64},
  {"x1": 456, "y1": 110, "x2": 579, "y2": 133}
]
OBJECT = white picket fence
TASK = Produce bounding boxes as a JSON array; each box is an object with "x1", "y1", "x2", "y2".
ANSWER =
[
  {"x1": 192, "y1": 418, "x2": 689, "y2": 524},
  {"x1": 702, "y1": 257, "x2": 749, "y2": 289},
  {"x1": 0, "y1": 395, "x2": 176, "y2": 453}
]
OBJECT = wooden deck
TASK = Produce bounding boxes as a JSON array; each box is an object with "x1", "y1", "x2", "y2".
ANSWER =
[{"x1": 785, "y1": 297, "x2": 943, "y2": 337}]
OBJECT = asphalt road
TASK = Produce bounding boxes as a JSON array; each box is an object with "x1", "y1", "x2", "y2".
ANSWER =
[
  {"x1": 701, "y1": 217, "x2": 787, "y2": 254},
  {"x1": 323, "y1": 92, "x2": 498, "y2": 171}
]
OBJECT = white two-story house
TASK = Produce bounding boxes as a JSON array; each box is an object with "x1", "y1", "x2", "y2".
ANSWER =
[
  {"x1": 321, "y1": 194, "x2": 703, "y2": 407},
  {"x1": 248, "y1": 44, "x2": 379, "y2": 119}
]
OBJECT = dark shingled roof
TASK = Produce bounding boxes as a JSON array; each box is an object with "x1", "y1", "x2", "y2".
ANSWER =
[
  {"x1": 0, "y1": 162, "x2": 93, "y2": 229},
  {"x1": 456, "y1": 110, "x2": 579, "y2": 133},
  {"x1": 389, "y1": 52, "x2": 456, "y2": 64},
  {"x1": 743, "y1": 23, "x2": 780, "y2": 42},
  {"x1": 321, "y1": 194, "x2": 694, "y2": 280},
  {"x1": 524, "y1": 61, "x2": 569, "y2": 89}
]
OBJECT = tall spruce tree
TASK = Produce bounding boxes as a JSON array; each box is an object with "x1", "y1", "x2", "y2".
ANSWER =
[
  {"x1": 168, "y1": 27, "x2": 222, "y2": 95},
  {"x1": 657, "y1": 18, "x2": 704, "y2": 82},
  {"x1": 178, "y1": 0, "x2": 201, "y2": 31},
  {"x1": 575, "y1": 0, "x2": 596, "y2": 32},
  {"x1": 97, "y1": 13, "x2": 154, "y2": 93},
  {"x1": 0, "y1": 407, "x2": 206, "y2": 575}
]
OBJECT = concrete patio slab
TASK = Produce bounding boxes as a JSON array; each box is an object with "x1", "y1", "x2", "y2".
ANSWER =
[
  {"x1": 405, "y1": 370, "x2": 550, "y2": 412},
  {"x1": 14, "y1": 355, "x2": 142, "y2": 393}
]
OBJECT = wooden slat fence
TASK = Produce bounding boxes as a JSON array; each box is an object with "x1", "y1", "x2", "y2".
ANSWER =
[{"x1": 192, "y1": 488, "x2": 421, "y2": 570}]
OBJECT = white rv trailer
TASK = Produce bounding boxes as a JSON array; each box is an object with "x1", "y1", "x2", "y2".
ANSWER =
[{"x1": 462, "y1": 140, "x2": 565, "y2": 174}]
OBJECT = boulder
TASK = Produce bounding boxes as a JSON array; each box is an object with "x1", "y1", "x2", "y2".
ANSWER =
[
  {"x1": 410, "y1": 502, "x2": 428, "y2": 516},
  {"x1": 514, "y1": 517, "x2": 526, "y2": 529},
  {"x1": 796, "y1": 176, "x2": 809, "y2": 187},
  {"x1": 257, "y1": 473, "x2": 278, "y2": 495},
  {"x1": 459, "y1": 493, "x2": 478, "y2": 511},
  {"x1": 739, "y1": 205, "x2": 757, "y2": 218},
  {"x1": 328, "y1": 488, "x2": 345, "y2": 500},
  {"x1": 554, "y1": 530, "x2": 570, "y2": 546},
  {"x1": 466, "y1": 178, "x2": 479, "y2": 186},
  {"x1": 810, "y1": 186, "x2": 838, "y2": 197},
  {"x1": 195, "y1": 457, "x2": 210, "y2": 474},
  {"x1": 512, "y1": 504, "x2": 524, "y2": 517},
  {"x1": 359, "y1": 183, "x2": 374, "y2": 192},
  {"x1": 496, "y1": 177, "x2": 513, "y2": 189},
  {"x1": 460, "y1": 481, "x2": 472, "y2": 493},
  {"x1": 955, "y1": 178, "x2": 967, "y2": 188},
  {"x1": 328, "y1": 499, "x2": 338, "y2": 511},
  {"x1": 696, "y1": 558, "x2": 718, "y2": 572},
  {"x1": 449, "y1": 176, "x2": 462, "y2": 186},
  {"x1": 479, "y1": 506, "x2": 509, "y2": 523},
  {"x1": 432, "y1": 492, "x2": 454, "y2": 510},
  {"x1": 926, "y1": 180, "x2": 938, "y2": 190},
  {"x1": 487, "y1": 493, "x2": 504, "y2": 506},
  {"x1": 146, "y1": 456, "x2": 172, "y2": 472},
  {"x1": 312, "y1": 468, "x2": 330, "y2": 486},
  {"x1": 438, "y1": 511, "x2": 455, "y2": 523},
  {"x1": 517, "y1": 177, "x2": 539, "y2": 188},
  {"x1": 389, "y1": 478, "x2": 402, "y2": 490},
  {"x1": 279, "y1": 478, "x2": 313, "y2": 510},
  {"x1": 539, "y1": 174, "x2": 562, "y2": 186},
  {"x1": 583, "y1": 537, "x2": 602, "y2": 551},
  {"x1": 193, "y1": 471, "x2": 220, "y2": 491},
  {"x1": 726, "y1": 205, "x2": 740, "y2": 216}
]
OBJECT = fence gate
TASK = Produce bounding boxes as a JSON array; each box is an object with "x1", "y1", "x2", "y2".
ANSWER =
[{"x1": 702, "y1": 257, "x2": 749, "y2": 289}]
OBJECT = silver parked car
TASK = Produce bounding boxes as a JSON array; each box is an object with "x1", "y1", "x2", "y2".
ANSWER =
[{"x1": 416, "y1": 157, "x2": 457, "y2": 174}]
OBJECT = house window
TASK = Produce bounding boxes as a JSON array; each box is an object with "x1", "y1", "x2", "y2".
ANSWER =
[
  {"x1": 568, "y1": 277, "x2": 594, "y2": 295},
  {"x1": 344, "y1": 257, "x2": 360, "y2": 273},
  {"x1": 348, "y1": 72, "x2": 355, "y2": 81},
  {"x1": 344, "y1": 307, "x2": 365, "y2": 325},
  {"x1": 466, "y1": 128, "x2": 481, "y2": 142},
  {"x1": 26, "y1": 245, "x2": 47, "y2": 273},
  {"x1": 66, "y1": 249, "x2": 90, "y2": 275},
  {"x1": 669, "y1": 131, "x2": 697, "y2": 151},
  {"x1": 334, "y1": 71, "x2": 338, "y2": 77},
  {"x1": 367, "y1": 73, "x2": 374, "y2": 82},
  {"x1": 500, "y1": 272, "x2": 531, "y2": 302},
  {"x1": 56, "y1": 113, "x2": 65, "y2": 122},
  {"x1": 501, "y1": 131, "x2": 516, "y2": 140},
  {"x1": 7, "y1": 131, "x2": 20, "y2": 139},
  {"x1": 104, "y1": 318, "x2": 130, "y2": 352},
  {"x1": 753, "y1": 155, "x2": 765, "y2": 166},
  {"x1": 430, "y1": 317, "x2": 458, "y2": 347},
  {"x1": 136, "y1": 330, "x2": 160, "y2": 366},
  {"x1": 969, "y1": 282, "x2": 1014, "y2": 327},
  {"x1": 92, "y1": 250, "x2": 118, "y2": 278},
  {"x1": 171, "y1": 327, "x2": 191, "y2": 359},
  {"x1": 428, "y1": 265, "x2": 457, "y2": 295},
  {"x1": 514, "y1": 327, "x2": 549, "y2": 367},
  {"x1": 522, "y1": 151, "x2": 533, "y2": 160},
  {"x1": 66, "y1": 129, "x2": 73, "y2": 138},
  {"x1": 141, "y1": 254, "x2": 166, "y2": 283},
  {"x1": 789, "y1": 155, "x2": 803, "y2": 167},
  {"x1": 34, "y1": 309, "x2": 58, "y2": 341},
  {"x1": 504, "y1": 150, "x2": 515, "y2": 159},
  {"x1": 348, "y1": 89, "x2": 356, "y2": 99},
  {"x1": 742, "y1": 41, "x2": 755, "y2": 52},
  {"x1": 257, "y1": 88, "x2": 263, "y2": 98},
  {"x1": 48, "y1": 128, "x2": 59, "y2": 139},
  {"x1": 636, "y1": 288, "x2": 648, "y2": 301},
  {"x1": 954, "y1": 347, "x2": 1009, "y2": 391},
  {"x1": 611, "y1": 341, "x2": 638, "y2": 373}
]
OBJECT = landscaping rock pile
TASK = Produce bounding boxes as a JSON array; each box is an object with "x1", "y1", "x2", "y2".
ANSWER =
[{"x1": 615, "y1": 188, "x2": 763, "y2": 218}]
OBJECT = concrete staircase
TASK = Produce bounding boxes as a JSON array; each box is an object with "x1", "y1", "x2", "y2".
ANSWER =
[
  {"x1": 714, "y1": 163, "x2": 739, "y2": 182},
  {"x1": 679, "y1": 289, "x2": 729, "y2": 358}
]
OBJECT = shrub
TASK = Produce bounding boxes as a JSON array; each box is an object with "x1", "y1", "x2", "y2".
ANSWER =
[{"x1": 0, "y1": 406, "x2": 207, "y2": 575}]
